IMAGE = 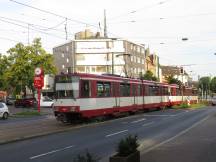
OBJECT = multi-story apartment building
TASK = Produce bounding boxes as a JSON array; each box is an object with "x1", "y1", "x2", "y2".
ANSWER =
[{"x1": 53, "y1": 32, "x2": 146, "y2": 78}]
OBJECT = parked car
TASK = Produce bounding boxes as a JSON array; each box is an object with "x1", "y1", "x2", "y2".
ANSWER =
[
  {"x1": 14, "y1": 98, "x2": 37, "y2": 108},
  {"x1": 0, "y1": 102, "x2": 9, "y2": 119},
  {"x1": 40, "y1": 96, "x2": 54, "y2": 107},
  {"x1": 6, "y1": 96, "x2": 16, "y2": 105},
  {"x1": 211, "y1": 96, "x2": 216, "y2": 106}
]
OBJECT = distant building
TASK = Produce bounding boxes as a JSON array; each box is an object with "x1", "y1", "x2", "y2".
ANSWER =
[
  {"x1": 161, "y1": 65, "x2": 191, "y2": 86},
  {"x1": 53, "y1": 30, "x2": 146, "y2": 78},
  {"x1": 145, "y1": 48, "x2": 161, "y2": 80}
]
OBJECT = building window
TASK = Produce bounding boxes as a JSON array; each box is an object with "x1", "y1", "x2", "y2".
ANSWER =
[
  {"x1": 86, "y1": 67, "x2": 90, "y2": 73},
  {"x1": 66, "y1": 58, "x2": 69, "y2": 63},
  {"x1": 76, "y1": 54, "x2": 85, "y2": 61},
  {"x1": 91, "y1": 67, "x2": 96, "y2": 72},
  {"x1": 66, "y1": 46, "x2": 69, "y2": 52},
  {"x1": 76, "y1": 66, "x2": 85, "y2": 72},
  {"x1": 62, "y1": 53, "x2": 64, "y2": 58},
  {"x1": 133, "y1": 45, "x2": 136, "y2": 51},
  {"x1": 130, "y1": 44, "x2": 133, "y2": 50},
  {"x1": 96, "y1": 66, "x2": 106, "y2": 73},
  {"x1": 62, "y1": 64, "x2": 65, "y2": 69}
]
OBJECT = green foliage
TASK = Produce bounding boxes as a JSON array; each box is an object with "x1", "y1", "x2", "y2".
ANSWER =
[
  {"x1": 14, "y1": 111, "x2": 41, "y2": 117},
  {"x1": 210, "y1": 77, "x2": 216, "y2": 93},
  {"x1": 116, "y1": 135, "x2": 139, "y2": 157},
  {"x1": 0, "y1": 38, "x2": 57, "y2": 95},
  {"x1": 165, "y1": 75, "x2": 182, "y2": 86},
  {"x1": 198, "y1": 77, "x2": 210, "y2": 91},
  {"x1": 140, "y1": 70, "x2": 158, "y2": 81},
  {"x1": 73, "y1": 150, "x2": 99, "y2": 162}
]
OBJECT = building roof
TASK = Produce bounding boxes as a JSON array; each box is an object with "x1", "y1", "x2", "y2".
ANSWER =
[{"x1": 161, "y1": 65, "x2": 188, "y2": 76}]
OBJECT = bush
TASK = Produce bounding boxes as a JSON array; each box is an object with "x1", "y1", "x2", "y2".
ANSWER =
[
  {"x1": 116, "y1": 135, "x2": 139, "y2": 157},
  {"x1": 73, "y1": 150, "x2": 99, "y2": 162}
]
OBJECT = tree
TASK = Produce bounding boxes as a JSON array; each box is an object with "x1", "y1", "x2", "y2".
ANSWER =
[
  {"x1": 210, "y1": 77, "x2": 216, "y2": 93},
  {"x1": 0, "y1": 54, "x2": 11, "y2": 91},
  {"x1": 6, "y1": 38, "x2": 57, "y2": 96},
  {"x1": 198, "y1": 76, "x2": 211, "y2": 99},
  {"x1": 165, "y1": 75, "x2": 182, "y2": 86},
  {"x1": 140, "y1": 70, "x2": 158, "y2": 81}
]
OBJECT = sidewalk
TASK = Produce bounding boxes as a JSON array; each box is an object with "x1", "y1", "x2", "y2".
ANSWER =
[
  {"x1": 140, "y1": 113, "x2": 216, "y2": 162},
  {"x1": 0, "y1": 106, "x2": 74, "y2": 144}
]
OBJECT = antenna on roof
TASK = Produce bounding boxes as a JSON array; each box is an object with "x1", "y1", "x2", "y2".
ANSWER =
[{"x1": 104, "y1": 9, "x2": 108, "y2": 38}]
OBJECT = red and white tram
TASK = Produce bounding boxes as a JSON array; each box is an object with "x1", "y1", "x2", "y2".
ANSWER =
[{"x1": 53, "y1": 73, "x2": 198, "y2": 123}]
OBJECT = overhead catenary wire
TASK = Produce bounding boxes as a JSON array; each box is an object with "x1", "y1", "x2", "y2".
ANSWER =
[
  {"x1": 0, "y1": 15, "x2": 72, "y2": 35},
  {"x1": 0, "y1": 18, "x2": 65, "y2": 40},
  {"x1": 9, "y1": 0, "x2": 120, "y2": 38},
  {"x1": 108, "y1": 0, "x2": 172, "y2": 20}
]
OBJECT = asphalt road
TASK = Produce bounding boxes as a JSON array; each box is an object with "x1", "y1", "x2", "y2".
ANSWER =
[{"x1": 0, "y1": 107, "x2": 215, "y2": 162}]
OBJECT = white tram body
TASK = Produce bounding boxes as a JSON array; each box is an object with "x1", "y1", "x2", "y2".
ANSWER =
[{"x1": 53, "y1": 73, "x2": 198, "y2": 122}]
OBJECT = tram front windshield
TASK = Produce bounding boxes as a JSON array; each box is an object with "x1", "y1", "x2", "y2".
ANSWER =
[{"x1": 55, "y1": 76, "x2": 79, "y2": 99}]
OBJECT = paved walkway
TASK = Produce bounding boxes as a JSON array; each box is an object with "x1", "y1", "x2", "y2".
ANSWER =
[{"x1": 0, "y1": 106, "x2": 71, "y2": 144}]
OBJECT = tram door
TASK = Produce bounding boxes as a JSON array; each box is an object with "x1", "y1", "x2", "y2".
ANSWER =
[
  {"x1": 132, "y1": 84, "x2": 138, "y2": 105},
  {"x1": 113, "y1": 83, "x2": 120, "y2": 107}
]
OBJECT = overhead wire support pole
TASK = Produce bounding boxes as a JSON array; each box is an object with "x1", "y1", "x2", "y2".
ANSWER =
[
  {"x1": 27, "y1": 23, "x2": 30, "y2": 45},
  {"x1": 64, "y1": 17, "x2": 68, "y2": 40}
]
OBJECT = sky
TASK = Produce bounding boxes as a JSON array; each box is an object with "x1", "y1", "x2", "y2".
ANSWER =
[{"x1": 0, "y1": 0, "x2": 216, "y2": 80}]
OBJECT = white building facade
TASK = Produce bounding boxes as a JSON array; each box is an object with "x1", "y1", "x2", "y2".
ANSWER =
[{"x1": 53, "y1": 38, "x2": 146, "y2": 78}]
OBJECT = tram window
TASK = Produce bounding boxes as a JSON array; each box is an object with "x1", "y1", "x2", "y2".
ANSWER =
[
  {"x1": 176, "y1": 88, "x2": 181, "y2": 96},
  {"x1": 104, "y1": 83, "x2": 111, "y2": 97},
  {"x1": 162, "y1": 87, "x2": 169, "y2": 96},
  {"x1": 137, "y1": 85, "x2": 141, "y2": 96},
  {"x1": 120, "y1": 83, "x2": 130, "y2": 97},
  {"x1": 57, "y1": 90, "x2": 73, "y2": 98},
  {"x1": 112, "y1": 83, "x2": 119, "y2": 97},
  {"x1": 97, "y1": 82, "x2": 111, "y2": 97},
  {"x1": 81, "y1": 80, "x2": 90, "y2": 98},
  {"x1": 148, "y1": 86, "x2": 158, "y2": 96},
  {"x1": 97, "y1": 82, "x2": 104, "y2": 97},
  {"x1": 145, "y1": 85, "x2": 149, "y2": 96},
  {"x1": 132, "y1": 84, "x2": 136, "y2": 96}
]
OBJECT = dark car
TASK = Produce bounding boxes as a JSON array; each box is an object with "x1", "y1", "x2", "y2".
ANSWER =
[
  {"x1": 14, "y1": 98, "x2": 37, "y2": 108},
  {"x1": 6, "y1": 96, "x2": 16, "y2": 105}
]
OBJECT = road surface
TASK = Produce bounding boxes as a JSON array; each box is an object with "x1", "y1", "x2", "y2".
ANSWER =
[{"x1": 0, "y1": 107, "x2": 215, "y2": 162}]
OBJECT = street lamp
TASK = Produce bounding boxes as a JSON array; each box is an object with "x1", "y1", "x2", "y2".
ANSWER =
[{"x1": 115, "y1": 53, "x2": 131, "y2": 77}]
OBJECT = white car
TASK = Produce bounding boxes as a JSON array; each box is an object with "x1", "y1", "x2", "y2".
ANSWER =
[
  {"x1": 40, "y1": 96, "x2": 54, "y2": 107},
  {"x1": 0, "y1": 102, "x2": 9, "y2": 119},
  {"x1": 211, "y1": 96, "x2": 216, "y2": 106}
]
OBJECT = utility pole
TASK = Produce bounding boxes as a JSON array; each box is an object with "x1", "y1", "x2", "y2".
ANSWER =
[
  {"x1": 27, "y1": 23, "x2": 30, "y2": 45},
  {"x1": 180, "y1": 67, "x2": 184, "y2": 103},
  {"x1": 104, "y1": 9, "x2": 108, "y2": 38},
  {"x1": 64, "y1": 17, "x2": 68, "y2": 40}
]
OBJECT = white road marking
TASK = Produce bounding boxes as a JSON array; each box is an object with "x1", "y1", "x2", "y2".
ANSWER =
[
  {"x1": 30, "y1": 145, "x2": 74, "y2": 160},
  {"x1": 143, "y1": 115, "x2": 177, "y2": 117},
  {"x1": 131, "y1": 118, "x2": 146, "y2": 123},
  {"x1": 142, "y1": 122, "x2": 154, "y2": 127},
  {"x1": 106, "y1": 130, "x2": 128, "y2": 137},
  {"x1": 141, "y1": 114, "x2": 210, "y2": 154}
]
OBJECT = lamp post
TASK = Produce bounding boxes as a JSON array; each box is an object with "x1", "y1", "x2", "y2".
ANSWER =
[
  {"x1": 180, "y1": 67, "x2": 184, "y2": 103},
  {"x1": 115, "y1": 53, "x2": 131, "y2": 77}
]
